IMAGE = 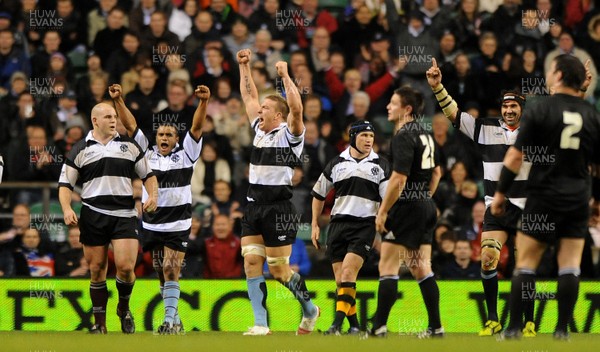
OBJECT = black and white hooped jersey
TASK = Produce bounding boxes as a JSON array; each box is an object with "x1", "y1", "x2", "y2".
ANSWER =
[
  {"x1": 59, "y1": 131, "x2": 153, "y2": 218},
  {"x1": 248, "y1": 119, "x2": 304, "y2": 203},
  {"x1": 134, "y1": 128, "x2": 202, "y2": 232},
  {"x1": 312, "y1": 148, "x2": 390, "y2": 222},
  {"x1": 454, "y1": 111, "x2": 531, "y2": 209}
]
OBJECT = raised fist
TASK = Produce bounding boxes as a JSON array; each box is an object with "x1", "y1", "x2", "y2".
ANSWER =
[
  {"x1": 275, "y1": 61, "x2": 288, "y2": 77},
  {"x1": 195, "y1": 85, "x2": 211, "y2": 101},
  {"x1": 237, "y1": 49, "x2": 251, "y2": 65},
  {"x1": 108, "y1": 84, "x2": 123, "y2": 99}
]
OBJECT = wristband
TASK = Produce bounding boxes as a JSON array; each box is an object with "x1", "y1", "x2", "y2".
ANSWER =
[{"x1": 497, "y1": 166, "x2": 517, "y2": 194}]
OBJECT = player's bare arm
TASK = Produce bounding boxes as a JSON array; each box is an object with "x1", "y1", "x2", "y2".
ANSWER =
[
  {"x1": 579, "y1": 59, "x2": 593, "y2": 98},
  {"x1": 190, "y1": 85, "x2": 210, "y2": 140},
  {"x1": 277, "y1": 61, "x2": 304, "y2": 136},
  {"x1": 427, "y1": 58, "x2": 458, "y2": 122},
  {"x1": 429, "y1": 165, "x2": 442, "y2": 195},
  {"x1": 375, "y1": 171, "x2": 407, "y2": 233},
  {"x1": 237, "y1": 49, "x2": 260, "y2": 123},
  {"x1": 59, "y1": 187, "x2": 78, "y2": 225},
  {"x1": 311, "y1": 197, "x2": 326, "y2": 249},
  {"x1": 109, "y1": 84, "x2": 137, "y2": 136},
  {"x1": 142, "y1": 175, "x2": 159, "y2": 213},
  {"x1": 491, "y1": 146, "x2": 523, "y2": 216}
]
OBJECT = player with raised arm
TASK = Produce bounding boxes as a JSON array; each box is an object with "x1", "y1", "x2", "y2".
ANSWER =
[
  {"x1": 426, "y1": 57, "x2": 535, "y2": 336},
  {"x1": 109, "y1": 83, "x2": 208, "y2": 334},
  {"x1": 237, "y1": 48, "x2": 319, "y2": 336}
]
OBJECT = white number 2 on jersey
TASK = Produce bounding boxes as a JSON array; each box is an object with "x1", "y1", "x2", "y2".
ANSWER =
[
  {"x1": 560, "y1": 111, "x2": 583, "y2": 150},
  {"x1": 419, "y1": 135, "x2": 435, "y2": 169}
]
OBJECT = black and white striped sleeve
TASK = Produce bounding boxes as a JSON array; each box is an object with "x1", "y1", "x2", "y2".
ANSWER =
[
  {"x1": 183, "y1": 131, "x2": 202, "y2": 166},
  {"x1": 133, "y1": 128, "x2": 149, "y2": 151},
  {"x1": 58, "y1": 142, "x2": 84, "y2": 190},
  {"x1": 133, "y1": 144, "x2": 154, "y2": 181},
  {"x1": 456, "y1": 111, "x2": 477, "y2": 141},
  {"x1": 311, "y1": 158, "x2": 336, "y2": 200}
]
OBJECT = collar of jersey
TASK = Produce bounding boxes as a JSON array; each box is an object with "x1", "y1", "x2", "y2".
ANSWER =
[
  {"x1": 340, "y1": 147, "x2": 377, "y2": 162},
  {"x1": 85, "y1": 130, "x2": 120, "y2": 144},
  {"x1": 498, "y1": 119, "x2": 519, "y2": 131}
]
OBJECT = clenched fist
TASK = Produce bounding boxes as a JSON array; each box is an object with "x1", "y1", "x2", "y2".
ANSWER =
[
  {"x1": 108, "y1": 84, "x2": 123, "y2": 99},
  {"x1": 195, "y1": 85, "x2": 210, "y2": 101},
  {"x1": 237, "y1": 49, "x2": 251, "y2": 65},
  {"x1": 275, "y1": 61, "x2": 289, "y2": 77}
]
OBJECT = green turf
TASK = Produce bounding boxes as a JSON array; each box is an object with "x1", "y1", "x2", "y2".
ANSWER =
[{"x1": 2, "y1": 331, "x2": 600, "y2": 352}]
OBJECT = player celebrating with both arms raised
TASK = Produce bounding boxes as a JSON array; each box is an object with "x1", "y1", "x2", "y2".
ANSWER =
[{"x1": 110, "y1": 83, "x2": 209, "y2": 334}]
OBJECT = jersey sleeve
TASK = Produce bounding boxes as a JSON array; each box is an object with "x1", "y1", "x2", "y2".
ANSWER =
[
  {"x1": 454, "y1": 111, "x2": 477, "y2": 141},
  {"x1": 392, "y1": 132, "x2": 415, "y2": 176},
  {"x1": 58, "y1": 141, "x2": 84, "y2": 190},
  {"x1": 132, "y1": 141, "x2": 154, "y2": 181},
  {"x1": 311, "y1": 158, "x2": 336, "y2": 200},
  {"x1": 183, "y1": 131, "x2": 203, "y2": 166},
  {"x1": 285, "y1": 126, "x2": 305, "y2": 157},
  {"x1": 133, "y1": 128, "x2": 149, "y2": 151}
]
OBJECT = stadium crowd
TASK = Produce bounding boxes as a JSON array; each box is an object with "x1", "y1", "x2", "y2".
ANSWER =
[{"x1": 0, "y1": 0, "x2": 600, "y2": 279}]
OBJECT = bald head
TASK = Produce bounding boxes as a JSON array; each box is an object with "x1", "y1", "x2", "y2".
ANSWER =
[{"x1": 91, "y1": 103, "x2": 116, "y2": 119}]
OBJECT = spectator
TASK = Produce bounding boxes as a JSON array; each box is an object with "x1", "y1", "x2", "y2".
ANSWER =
[
  {"x1": 94, "y1": 7, "x2": 128, "y2": 68},
  {"x1": 432, "y1": 230, "x2": 457, "y2": 275},
  {"x1": 54, "y1": 0, "x2": 84, "y2": 53},
  {"x1": 192, "y1": 45, "x2": 237, "y2": 92},
  {"x1": 0, "y1": 204, "x2": 32, "y2": 277},
  {"x1": 87, "y1": 0, "x2": 121, "y2": 46},
  {"x1": 334, "y1": 4, "x2": 382, "y2": 66},
  {"x1": 106, "y1": 31, "x2": 143, "y2": 85},
  {"x1": 191, "y1": 141, "x2": 231, "y2": 204},
  {"x1": 181, "y1": 214, "x2": 206, "y2": 277},
  {"x1": 182, "y1": 10, "x2": 219, "y2": 56},
  {"x1": 75, "y1": 52, "x2": 106, "y2": 103},
  {"x1": 155, "y1": 78, "x2": 195, "y2": 140},
  {"x1": 456, "y1": 199, "x2": 485, "y2": 241},
  {"x1": 512, "y1": 8, "x2": 546, "y2": 61},
  {"x1": 140, "y1": 10, "x2": 180, "y2": 53},
  {"x1": 129, "y1": 0, "x2": 160, "y2": 34},
  {"x1": 206, "y1": 0, "x2": 238, "y2": 35},
  {"x1": 0, "y1": 29, "x2": 30, "y2": 92},
  {"x1": 202, "y1": 214, "x2": 242, "y2": 278},
  {"x1": 443, "y1": 180, "x2": 480, "y2": 229},
  {"x1": 440, "y1": 239, "x2": 480, "y2": 279},
  {"x1": 210, "y1": 180, "x2": 243, "y2": 220},
  {"x1": 544, "y1": 30, "x2": 597, "y2": 100},
  {"x1": 78, "y1": 72, "x2": 110, "y2": 118},
  {"x1": 6, "y1": 126, "x2": 62, "y2": 203},
  {"x1": 419, "y1": 0, "x2": 453, "y2": 39},
  {"x1": 470, "y1": 32, "x2": 509, "y2": 116},
  {"x1": 295, "y1": 0, "x2": 338, "y2": 49},
  {"x1": 55, "y1": 225, "x2": 88, "y2": 277},
  {"x1": 169, "y1": 0, "x2": 198, "y2": 42},
  {"x1": 248, "y1": 0, "x2": 296, "y2": 51},
  {"x1": 223, "y1": 17, "x2": 255, "y2": 59},
  {"x1": 30, "y1": 30, "x2": 63, "y2": 79},
  {"x1": 485, "y1": 0, "x2": 522, "y2": 52},
  {"x1": 438, "y1": 31, "x2": 459, "y2": 70},
  {"x1": 55, "y1": 118, "x2": 86, "y2": 157},
  {"x1": 125, "y1": 66, "x2": 166, "y2": 138},
  {"x1": 250, "y1": 29, "x2": 283, "y2": 81},
  {"x1": 13, "y1": 228, "x2": 55, "y2": 277},
  {"x1": 48, "y1": 90, "x2": 88, "y2": 142},
  {"x1": 443, "y1": 52, "x2": 484, "y2": 113},
  {"x1": 448, "y1": 0, "x2": 491, "y2": 54},
  {"x1": 301, "y1": 120, "x2": 337, "y2": 189},
  {"x1": 434, "y1": 161, "x2": 471, "y2": 214}
]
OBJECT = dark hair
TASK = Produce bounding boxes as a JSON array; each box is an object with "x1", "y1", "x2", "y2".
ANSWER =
[
  {"x1": 553, "y1": 54, "x2": 585, "y2": 90},
  {"x1": 394, "y1": 86, "x2": 424, "y2": 115}
]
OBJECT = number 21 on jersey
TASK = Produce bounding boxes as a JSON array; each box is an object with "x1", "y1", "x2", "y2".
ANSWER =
[{"x1": 419, "y1": 134, "x2": 436, "y2": 169}]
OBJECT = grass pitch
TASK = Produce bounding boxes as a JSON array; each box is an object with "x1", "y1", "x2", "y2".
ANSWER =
[{"x1": 3, "y1": 331, "x2": 599, "y2": 352}]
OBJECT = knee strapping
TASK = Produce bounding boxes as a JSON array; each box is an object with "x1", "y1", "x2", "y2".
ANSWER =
[
  {"x1": 266, "y1": 256, "x2": 290, "y2": 266},
  {"x1": 241, "y1": 244, "x2": 266, "y2": 258},
  {"x1": 481, "y1": 238, "x2": 502, "y2": 270}
]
